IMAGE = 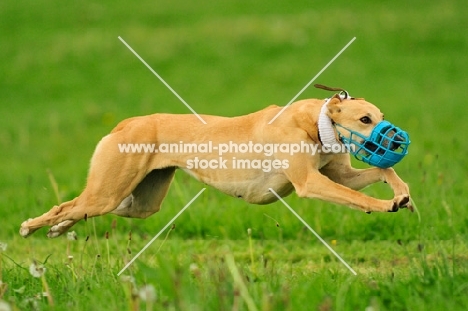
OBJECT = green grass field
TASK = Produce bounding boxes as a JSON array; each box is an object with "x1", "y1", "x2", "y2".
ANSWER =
[{"x1": 1, "y1": 0, "x2": 468, "y2": 310}]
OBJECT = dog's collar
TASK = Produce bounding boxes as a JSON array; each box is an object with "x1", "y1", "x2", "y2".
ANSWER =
[
  {"x1": 318, "y1": 98, "x2": 340, "y2": 146},
  {"x1": 318, "y1": 91, "x2": 352, "y2": 146}
]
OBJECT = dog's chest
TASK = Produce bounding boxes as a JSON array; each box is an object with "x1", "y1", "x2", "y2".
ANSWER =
[{"x1": 318, "y1": 154, "x2": 335, "y2": 169}]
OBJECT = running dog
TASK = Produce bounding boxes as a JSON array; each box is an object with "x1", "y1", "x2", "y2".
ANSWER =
[{"x1": 20, "y1": 85, "x2": 412, "y2": 238}]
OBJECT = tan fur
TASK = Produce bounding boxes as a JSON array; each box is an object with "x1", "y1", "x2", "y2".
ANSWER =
[{"x1": 20, "y1": 96, "x2": 412, "y2": 238}]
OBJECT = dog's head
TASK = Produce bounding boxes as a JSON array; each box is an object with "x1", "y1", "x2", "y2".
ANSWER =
[{"x1": 325, "y1": 94, "x2": 410, "y2": 168}]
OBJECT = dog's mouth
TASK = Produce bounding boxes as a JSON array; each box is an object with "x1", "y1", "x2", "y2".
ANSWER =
[
  {"x1": 335, "y1": 121, "x2": 410, "y2": 168},
  {"x1": 363, "y1": 129, "x2": 404, "y2": 155}
]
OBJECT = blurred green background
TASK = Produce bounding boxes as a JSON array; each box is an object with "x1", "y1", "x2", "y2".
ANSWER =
[{"x1": 1, "y1": 0, "x2": 467, "y2": 241}]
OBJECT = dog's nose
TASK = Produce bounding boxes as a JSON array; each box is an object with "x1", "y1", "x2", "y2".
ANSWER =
[
  {"x1": 394, "y1": 135, "x2": 404, "y2": 142},
  {"x1": 389, "y1": 135, "x2": 404, "y2": 151},
  {"x1": 363, "y1": 141, "x2": 378, "y2": 152}
]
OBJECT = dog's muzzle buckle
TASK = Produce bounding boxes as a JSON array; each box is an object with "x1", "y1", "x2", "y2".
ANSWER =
[{"x1": 336, "y1": 121, "x2": 410, "y2": 168}]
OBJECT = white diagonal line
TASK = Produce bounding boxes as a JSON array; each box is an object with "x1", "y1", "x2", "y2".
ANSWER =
[
  {"x1": 268, "y1": 37, "x2": 356, "y2": 124},
  {"x1": 117, "y1": 188, "x2": 206, "y2": 276},
  {"x1": 118, "y1": 36, "x2": 207, "y2": 124},
  {"x1": 268, "y1": 188, "x2": 357, "y2": 275}
]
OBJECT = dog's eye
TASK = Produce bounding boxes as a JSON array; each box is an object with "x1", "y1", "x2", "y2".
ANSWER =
[{"x1": 360, "y1": 116, "x2": 372, "y2": 124}]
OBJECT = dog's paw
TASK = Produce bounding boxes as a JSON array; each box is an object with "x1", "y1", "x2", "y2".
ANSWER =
[
  {"x1": 19, "y1": 219, "x2": 33, "y2": 237},
  {"x1": 388, "y1": 195, "x2": 410, "y2": 212},
  {"x1": 47, "y1": 220, "x2": 74, "y2": 238},
  {"x1": 400, "y1": 197, "x2": 414, "y2": 212},
  {"x1": 19, "y1": 226, "x2": 31, "y2": 237},
  {"x1": 47, "y1": 229, "x2": 62, "y2": 239},
  {"x1": 406, "y1": 201, "x2": 414, "y2": 212}
]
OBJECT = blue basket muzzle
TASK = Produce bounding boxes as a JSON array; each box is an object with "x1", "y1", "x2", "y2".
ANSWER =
[{"x1": 335, "y1": 121, "x2": 410, "y2": 168}]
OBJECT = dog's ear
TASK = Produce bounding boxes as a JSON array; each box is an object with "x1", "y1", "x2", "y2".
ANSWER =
[{"x1": 326, "y1": 94, "x2": 342, "y2": 116}]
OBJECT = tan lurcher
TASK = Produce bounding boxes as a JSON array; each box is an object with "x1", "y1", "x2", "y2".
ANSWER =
[{"x1": 20, "y1": 93, "x2": 412, "y2": 238}]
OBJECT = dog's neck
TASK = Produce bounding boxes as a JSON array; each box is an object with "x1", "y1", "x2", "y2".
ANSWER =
[{"x1": 318, "y1": 98, "x2": 340, "y2": 146}]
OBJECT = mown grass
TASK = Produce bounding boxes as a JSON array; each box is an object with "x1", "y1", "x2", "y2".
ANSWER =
[{"x1": 1, "y1": 0, "x2": 468, "y2": 310}]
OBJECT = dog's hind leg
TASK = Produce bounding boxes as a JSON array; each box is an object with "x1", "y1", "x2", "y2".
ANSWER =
[
  {"x1": 44, "y1": 167, "x2": 176, "y2": 238},
  {"x1": 20, "y1": 134, "x2": 153, "y2": 238}
]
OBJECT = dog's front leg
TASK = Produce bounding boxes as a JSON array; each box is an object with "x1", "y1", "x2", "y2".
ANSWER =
[
  {"x1": 292, "y1": 172, "x2": 408, "y2": 213},
  {"x1": 325, "y1": 170, "x2": 411, "y2": 210},
  {"x1": 379, "y1": 167, "x2": 412, "y2": 211},
  {"x1": 283, "y1": 153, "x2": 409, "y2": 212},
  {"x1": 319, "y1": 155, "x2": 412, "y2": 210}
]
